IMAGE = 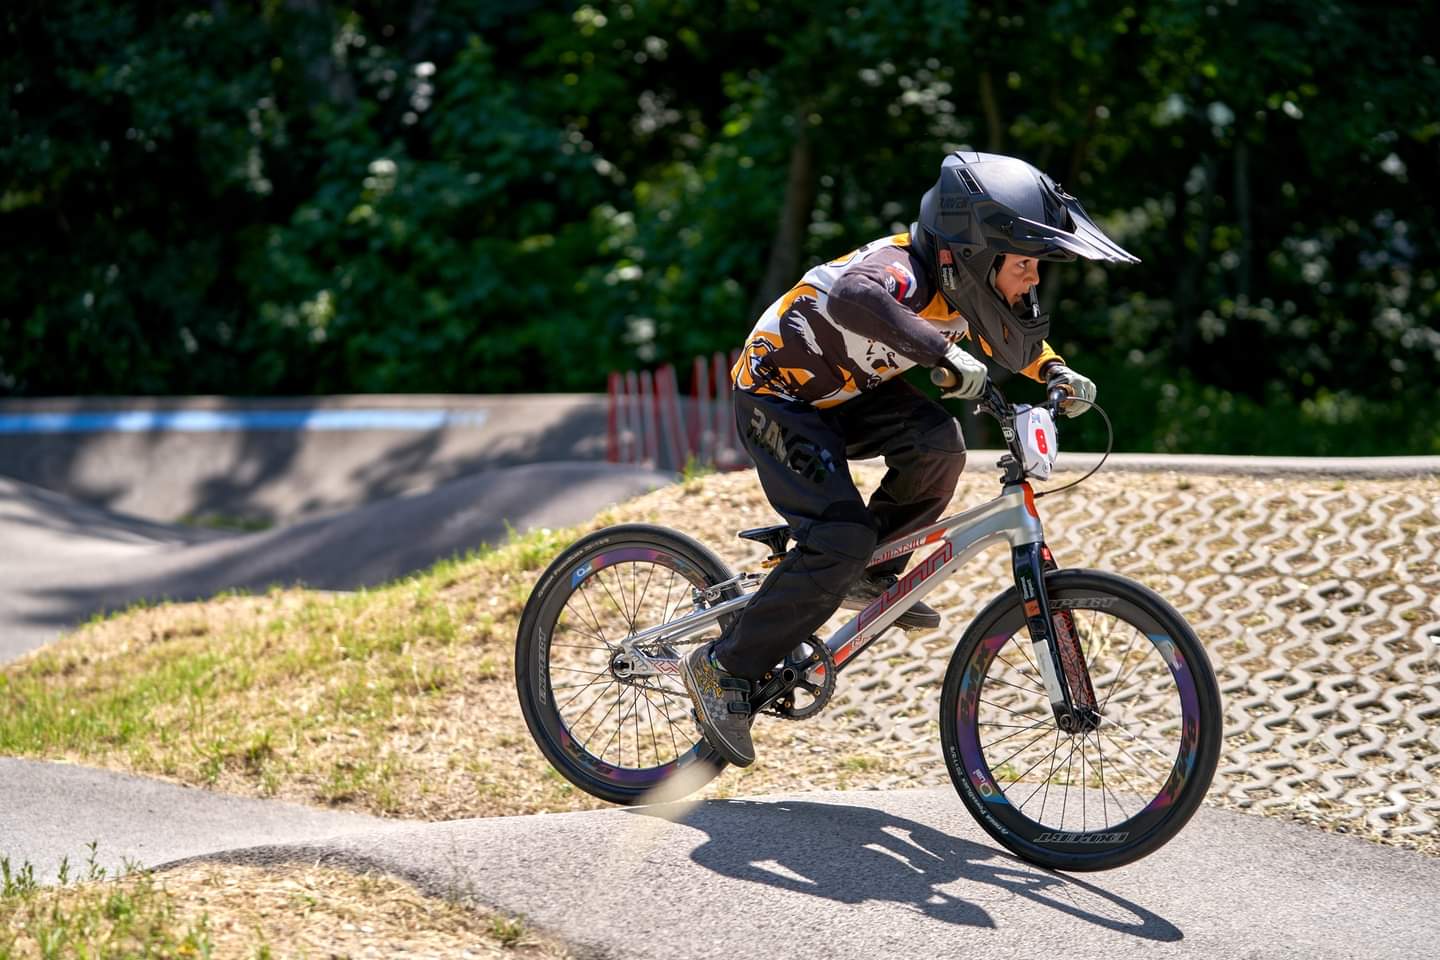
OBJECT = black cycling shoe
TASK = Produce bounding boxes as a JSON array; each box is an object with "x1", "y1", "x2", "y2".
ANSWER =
[
  {"x1": 680, "y1": 641, "x2": 755, "y2": 767},
  {"x1": 839, "y1": 574, "x2": 942, "y2": 631}
]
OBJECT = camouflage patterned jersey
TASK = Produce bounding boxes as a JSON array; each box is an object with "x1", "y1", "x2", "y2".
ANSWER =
[{"x1": 732, "y1": 233, "x2": 1061, "y2": 409}]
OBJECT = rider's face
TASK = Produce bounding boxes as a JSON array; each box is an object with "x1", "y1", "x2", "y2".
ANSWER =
[{"x1": 994, "y1": 255, "x2": 1040, "y2": 305}]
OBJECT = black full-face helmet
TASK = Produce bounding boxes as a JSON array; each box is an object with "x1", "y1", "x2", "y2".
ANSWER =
[{"x1": 912, "y1": 151, "x2": 1138, "y2": 372}]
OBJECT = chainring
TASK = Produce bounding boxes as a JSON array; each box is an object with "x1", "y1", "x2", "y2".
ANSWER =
[{"x1": 761, "y1": 638, "x2": 837, "y2": 720}]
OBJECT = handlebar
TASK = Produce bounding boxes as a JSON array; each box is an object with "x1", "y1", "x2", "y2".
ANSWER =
[
  {"x1": 930, "y1": 366, "x2": 1070, "y2": 420},
  {"x1": 931, "y1": 363, "x2": 1114, "y2": 493},
  {"x1": 931, "y1": 356, "x2": 1115, "y2": 492},
  {"x1": 929, "y1": 365, "x2": 960, "y2": 390}
]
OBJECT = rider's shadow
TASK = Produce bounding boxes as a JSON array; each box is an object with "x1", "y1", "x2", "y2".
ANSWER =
[{"x1": 630, "y1": 798, "x2": 1180, "y2": 942}]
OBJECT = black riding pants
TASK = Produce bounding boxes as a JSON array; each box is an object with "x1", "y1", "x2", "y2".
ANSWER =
[{"x1": 713, "y1": 378, "x2": 966, "y2": 679}]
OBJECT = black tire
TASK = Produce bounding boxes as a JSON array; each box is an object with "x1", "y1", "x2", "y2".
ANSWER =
[
  {"x1": 515, "y1": 523, "x2": 737, "y2": 804},
  {"x1": 939, "y1": 569, "x2": 1221, "y2": 871}
]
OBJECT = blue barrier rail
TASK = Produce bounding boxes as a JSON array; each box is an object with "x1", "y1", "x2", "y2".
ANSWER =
[{"x1": 0, "y1": 409, "x2": 490, "y2": 434}]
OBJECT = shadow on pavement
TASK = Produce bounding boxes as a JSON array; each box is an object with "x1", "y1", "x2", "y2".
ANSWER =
[{"x1": 634, "y1": 798, "x2": 1182, "y2": 942}]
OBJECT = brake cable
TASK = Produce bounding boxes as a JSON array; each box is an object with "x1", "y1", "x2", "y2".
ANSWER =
[{"x1": 1033, "y1": 398, "x2": 1114, "y2": 499}]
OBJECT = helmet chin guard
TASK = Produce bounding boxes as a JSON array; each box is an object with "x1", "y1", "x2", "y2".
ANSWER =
[{"x1": 915, "y1": 151, "x2": 1138, "y2": 372}]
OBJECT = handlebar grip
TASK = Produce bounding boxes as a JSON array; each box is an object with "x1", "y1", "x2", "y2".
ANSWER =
[{"x1": 931, "y1": 366, "x2": 959, "y2": 390}]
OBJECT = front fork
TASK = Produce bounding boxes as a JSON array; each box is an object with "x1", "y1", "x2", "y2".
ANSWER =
[{"x1": 1011, "y1": 542, "x2": 1101, "y2": 734}]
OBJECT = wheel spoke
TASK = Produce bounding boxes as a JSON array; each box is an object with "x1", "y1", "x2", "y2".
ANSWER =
[
  {"x1": 1059, "y1": 732, "x2": 1078, "y2": 830},
  {"x1": 1096, "y1": 729, "x2": 1170, "y2": 787},
  {"x1": 980, "y1": 716, "x2": 1051, "y2": 751},
  {"x1": 1016, "y1": 726, "x2": 1063, "y2": 810},
  {"x1": 575, "y1": 584, "x2": 614, "y2": 648},
  {"x1": 990, "y1": 724, "x2": 1062, "y2": 774},
  {"x1": 556, "y1": 672, "x2": 613, "y2": 713},
  {"x1": 1099, "y1": 624, "x2": 1149, "y2": 714},
  {"x1": 993, "y1": 653, "x2": 1046, "y2": 692},
  {"x1": 1002, "y1": 727, "x2": 1066, "y2": 790},
  {"x1": 594, "y1": 681, "x2": 631, "y2": 760},
  {"x1": 574, "y1": 678, "x2": 627, "y2": 751},
  {"x1": 984, "y1": 672, "x2": 1048, "y2": 697},
  {"x1": 633, "y1": 562, "x2": 659, "y2": 630},
  {"x1": 1009, "y1": 638, "x2": 1045, "y2": 683},
  {"x1": 554, "y1": 602, "x2": 618, "y2": 650},
  {"x1": 978, "y1": 696, "x2": 1045, "y2": 720},
  {"x1": 523, "y1": 538, "x2": 733, "y2": 796},
  {"x1": 595, "y1": 568, "x2": 634, "y2": 635},
  {"x1": 550, "y1": 665, "x2": 612, "y2": 677},
  {"x1": 1089, "y1": 729, "x2": 1138, "y2": 825}
]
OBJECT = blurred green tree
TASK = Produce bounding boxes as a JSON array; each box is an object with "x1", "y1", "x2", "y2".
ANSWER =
[{"x1": 0, "y1": 0, "x2": 1435, "y2": 453}]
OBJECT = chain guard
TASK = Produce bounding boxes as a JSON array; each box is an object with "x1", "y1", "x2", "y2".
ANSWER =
[{"x1": 759, "y1": 638, "x2": 837, "y2": 721}]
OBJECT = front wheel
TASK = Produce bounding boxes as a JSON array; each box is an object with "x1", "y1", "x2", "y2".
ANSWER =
[
  {"x1": 515, "y1": 524, "x2": 736, "y2": 804},
  {"x1": 940, "y1": 569, "x2": 1221, "y2": 871}
]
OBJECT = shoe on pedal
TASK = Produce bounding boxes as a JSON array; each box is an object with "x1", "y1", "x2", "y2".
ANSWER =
[
  {"x1": 680, "y1": 642, "x2": 756, "y2": 767},
  {"x1": 840, "y1": 574, "x2": 942, "y2": 631}
]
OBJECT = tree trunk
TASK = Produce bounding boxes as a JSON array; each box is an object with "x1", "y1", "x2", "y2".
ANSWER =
[
  {"x1": 284, "y1": 0, "x2": 356, "y2": 107},
  {"x1": 1174, "y1": 154, "x2": 1217, "y2": 353},
  {"x1": 749, "y1": 121, "x2": 816, "y2": 317},
  {"x1": 1038, "y1": 105, "x2": 1101, "y2": 320},
  {"x1": 979, "y1": 70, "x2": 1004, "y2": 152},
  {"x1": 1234, "y1": 137, "x2": 1251, "y2": 302}
]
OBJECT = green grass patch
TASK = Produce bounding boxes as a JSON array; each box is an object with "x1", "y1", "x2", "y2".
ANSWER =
[
  {"x1": 177, "y1": 513, "x2": 275, "y2": 533},
  {"x1": 0, "y1": 520, "x2": 604, "y2": 819},
  {"x1": 0, "y1": 848, "x2": 213, "y2": 959}
]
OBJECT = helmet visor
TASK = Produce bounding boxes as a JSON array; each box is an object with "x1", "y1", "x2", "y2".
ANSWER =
[{"x1": 993, "y1": 194, "x2": 1140, "y2": 264}]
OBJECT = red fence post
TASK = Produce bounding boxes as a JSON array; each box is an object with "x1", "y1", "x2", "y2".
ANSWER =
[
  {"x1": 606, "y1": 371, "x2": 620, "y2": 463},
  {"x1": 640, "y1": 369, "x2": 659, "y2": 467},
  {"x1": 726, "y1": 349, "x2": 743, "y2": 466},
  {"x1": 624, "y1": 369, "x2": 641, "y2": 464},
  {"x1": 690, "y1": 355, "x2": 707, "y2": 462},
  {"x1": 661, "y1": 364, "x2": 689, "y2": 472}
]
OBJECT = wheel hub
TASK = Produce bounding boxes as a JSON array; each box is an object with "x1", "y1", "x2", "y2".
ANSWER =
[
  {"x1": 1055, "y1": 705, "x2": 1103, "y2": 735},
  {"x1": 610, "y1": 652, "x2": 634, "y2": 679}
]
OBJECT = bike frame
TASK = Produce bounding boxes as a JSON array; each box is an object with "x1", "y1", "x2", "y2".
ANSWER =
[{"x1": 617, "y1": 478, "x2": 1094, "y2": 725}]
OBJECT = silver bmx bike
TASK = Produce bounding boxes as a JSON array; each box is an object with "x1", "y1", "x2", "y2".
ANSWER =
[{"x1": 515, "y1": 379, "x2": 1222, "y2": 871}]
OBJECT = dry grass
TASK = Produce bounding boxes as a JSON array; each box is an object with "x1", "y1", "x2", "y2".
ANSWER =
[{"x1": 0, "y1": 858, "x2": 569, "y2": 959}]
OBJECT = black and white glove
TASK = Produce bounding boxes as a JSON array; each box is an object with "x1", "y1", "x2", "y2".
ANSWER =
[
  {"x1": 937, "y1": 344, "x2": 988, "y2": 400},
  {"x1": 1044, "y1": 362, "x2": 1097, "y2": 418}
]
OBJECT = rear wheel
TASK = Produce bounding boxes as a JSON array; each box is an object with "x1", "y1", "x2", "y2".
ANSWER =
[
  {"x1": 940, "y1": 569, "x2": 1221, "y2": 871},
  {"x1": 515, "y1": 524, "x2": 737, "y2": 804}
]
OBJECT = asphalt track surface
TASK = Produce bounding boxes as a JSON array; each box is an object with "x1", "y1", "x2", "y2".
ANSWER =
[
  {"x1": 0, "y1": 758, "x2": 393, "y2": 883},
  {"x1": 0, "y1": 461, "x2": 673, "y2": 661},
  {"x1": 179, "y1": 786, "x2": 1437, "y2": 960}
]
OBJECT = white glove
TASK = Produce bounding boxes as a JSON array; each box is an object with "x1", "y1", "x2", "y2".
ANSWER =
[
  {"x1": 938, "y1": 344, "x2": 988, "y2": 400},
  {"x1": 1045, "y1": 362, "x2": 1096, "y2": 418}
]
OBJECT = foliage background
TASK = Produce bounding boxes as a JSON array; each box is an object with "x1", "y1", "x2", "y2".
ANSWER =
[{"x1": 2, "y1": 0, "x2": 1437, "y2": 454}]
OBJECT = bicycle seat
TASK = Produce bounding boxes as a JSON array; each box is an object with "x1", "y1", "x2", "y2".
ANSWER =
[{"x1": 737, "y1": 523, "x2": 791, "y2": 557}]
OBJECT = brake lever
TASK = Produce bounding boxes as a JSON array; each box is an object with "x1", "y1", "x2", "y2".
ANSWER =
[
  {"x1": 974, "y1": 380, "x2": 1009, "y2": 422},
  {"x1": 1046, "y1": 386, "x2": 1070, "y2": 419}
]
